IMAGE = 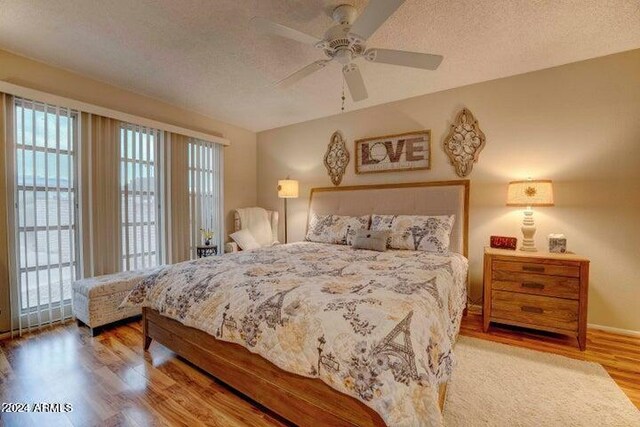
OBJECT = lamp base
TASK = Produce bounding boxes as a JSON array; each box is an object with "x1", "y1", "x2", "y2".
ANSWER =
[
  {"x1": 283, "y1": 198, "x2": 288, "y2": 244},
  {"x1": 519, "y1": 209, "x2": 538, "y2": 252},
  {"x1": 520, "y1": 243, "x2": 538, "y2": 252}
]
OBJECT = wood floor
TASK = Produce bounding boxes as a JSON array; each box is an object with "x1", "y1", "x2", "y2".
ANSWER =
[{"x1": 0, "y1": 314, "x2": 638, "y2": 426}]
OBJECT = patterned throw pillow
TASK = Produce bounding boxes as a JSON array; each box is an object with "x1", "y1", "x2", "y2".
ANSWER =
[
  {"x1": 371, "y1": 214, "x2": 455, "y2": 254},
  {"x1": 305, "y1": 214, "x2": 370, "y2": 245}
]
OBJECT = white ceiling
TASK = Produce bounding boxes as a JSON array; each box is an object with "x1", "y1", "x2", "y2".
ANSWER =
[{"x1": 0, "y1": 0, "x2": 638, "y2": 132}]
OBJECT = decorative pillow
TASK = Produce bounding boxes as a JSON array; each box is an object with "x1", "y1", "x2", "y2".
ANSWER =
[
  {"x1": 371, "y1": 214, "x2": 455, "y2": 253},
  {"x1": 305, "y1": 214, "x2": 370, "y2": 245},
  {"x1": 352, "y1": 229, "x2": 389, "y2": 252},
  {"x1": 230, "y1": 229, "x2": 261, "y2": 251}
]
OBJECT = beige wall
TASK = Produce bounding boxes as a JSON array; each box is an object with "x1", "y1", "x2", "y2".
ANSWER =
[
  {"x1": 257, "y1": 49, "x2": 640, "y2": 332},
  {"x1": 0, "y1": 49, "x2": 257, "y2": 332}
]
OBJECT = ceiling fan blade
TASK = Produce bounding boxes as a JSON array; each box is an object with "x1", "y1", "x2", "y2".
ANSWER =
[
  {"x1": 349, "y1": 0, "x2": 406, "y2": 41},
  {"x1": 365, "y1": 48, "x2": 443, "y2": 70},
  {"x1": 275, "y1": 60, "x2": 331, "y2": 88},
  {"x1": 251, "y1": 16, "x2": 321, "y2": 45},
  {"x1": 342, "y1": 63, "x2": 368, "y2": 102}
]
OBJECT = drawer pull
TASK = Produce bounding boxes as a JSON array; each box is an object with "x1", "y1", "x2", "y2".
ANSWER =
[
  {"x1": 521, "y1": 305, "x2": 544, "y2": 314},
  {"x1": 522, "y1": 265, "x2": 545, "y2": 273},
  {"x1": 521, "y1": 282, "x2": 545, "y2": 290}
]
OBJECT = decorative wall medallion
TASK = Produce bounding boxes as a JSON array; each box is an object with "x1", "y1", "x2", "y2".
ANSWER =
[
  {"x1": 324, "y1": 131, "x2": 350, "y2": 186},
  {"x1": 443, "y1": 108, "x2": 486, "y2": 177}
]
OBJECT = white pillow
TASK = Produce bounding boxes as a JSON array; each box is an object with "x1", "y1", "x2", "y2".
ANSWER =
[{"x1": 230, "y1": 229, "x2": 261, "y2": 251}]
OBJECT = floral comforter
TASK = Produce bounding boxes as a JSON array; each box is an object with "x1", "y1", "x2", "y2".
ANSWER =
[{"x1": 123, "y1": 242, "x2": 468, "y2": 426}]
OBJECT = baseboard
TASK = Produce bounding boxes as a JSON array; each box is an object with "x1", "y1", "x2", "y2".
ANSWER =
[
  {"x1": 466, "y1": 304, "x2": 640, "y2": 338},
  {"x1": 0, "y1": 317, "x2": 78, "y2": 341},
  {"x1": 467, "y1": 304, "x2": 483, "y2": 315},
  {"x1": 588, "y1": 323, "x2": 640, "y2": 338}
]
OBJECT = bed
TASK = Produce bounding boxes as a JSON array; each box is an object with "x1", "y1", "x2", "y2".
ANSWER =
[{"x1": 126, "y1": 180, "x2": 470, "y2": 426}]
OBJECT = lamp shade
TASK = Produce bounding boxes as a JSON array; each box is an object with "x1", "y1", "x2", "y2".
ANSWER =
[
  {"x1": 277, "y1": 179, "x2": 299, "y2": 198},
  {"x1": 506, "y1": 180, "x2": 554, "y2": 207}
]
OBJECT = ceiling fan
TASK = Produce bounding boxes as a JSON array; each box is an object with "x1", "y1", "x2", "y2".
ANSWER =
[{"x1": 251, "y1": 0, "x2": 443, "y2": 102}]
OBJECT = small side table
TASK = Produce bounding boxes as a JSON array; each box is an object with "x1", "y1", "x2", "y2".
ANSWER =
[{"x1": 197, "y1": 245, "x2": 218, "y2": 258}]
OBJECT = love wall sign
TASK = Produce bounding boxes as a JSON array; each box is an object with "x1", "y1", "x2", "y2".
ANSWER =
[{"x1": 354, "y1": 130, "x2": 431, "y2": 174}]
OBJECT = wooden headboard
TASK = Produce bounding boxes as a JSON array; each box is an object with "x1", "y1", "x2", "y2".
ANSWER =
[{"x1": 308, "y1": 180, "x2": 470, "y2": 257}]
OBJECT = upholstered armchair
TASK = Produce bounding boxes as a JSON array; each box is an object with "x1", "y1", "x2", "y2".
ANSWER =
[{"x1": 224, "y1": 207, "x2": 279, "y2": 253}]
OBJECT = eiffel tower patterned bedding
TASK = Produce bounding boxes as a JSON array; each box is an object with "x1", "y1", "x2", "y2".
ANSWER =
[{"x1": 122, "y1": 242, "x2": 468, "y2": 426}]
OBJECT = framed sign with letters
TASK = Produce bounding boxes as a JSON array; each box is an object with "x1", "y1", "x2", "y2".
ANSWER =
[{"x1": 354, "y1": 130, "x2": 431, "y2": 174}]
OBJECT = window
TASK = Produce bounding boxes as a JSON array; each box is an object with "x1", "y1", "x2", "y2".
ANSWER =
[
  {"x1": 13, "y1": 98, "x2": 79, "y2": 326},
  {"x1": 120, "y1": 124, "x2": 162, "y2": 270},
  {"x1": 4, "y1": 88, "x2": 226, "y2": 335},
  {"x1": 188, "y1": 138, "x2": 223, "y2": 257}
]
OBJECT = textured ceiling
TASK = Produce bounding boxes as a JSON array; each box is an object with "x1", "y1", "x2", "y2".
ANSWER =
[{"x1": 0, "y1": 0, "x2": 639, "y2": 132}]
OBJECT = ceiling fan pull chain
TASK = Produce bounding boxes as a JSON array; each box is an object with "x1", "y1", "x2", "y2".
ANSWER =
[{"x1": 341, "y1": 74, "x2": 346, "y2": 112}]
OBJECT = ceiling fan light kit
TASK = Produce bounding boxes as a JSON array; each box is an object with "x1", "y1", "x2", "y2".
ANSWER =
[{"x1": 252, "y1": 0, "x2": 443, "y2": 102}]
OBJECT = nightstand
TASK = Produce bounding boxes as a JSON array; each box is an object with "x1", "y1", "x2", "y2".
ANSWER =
[{"x1": 483, "y1": 247, "x2": 590, "y2": 350}]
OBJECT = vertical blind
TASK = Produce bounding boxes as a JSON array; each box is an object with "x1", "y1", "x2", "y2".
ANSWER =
[
  {"x1": 12, "y1": 97, "x2": 78, "y2": 333},
  {"x1": 120, "y1": 124, "x2": 163, "y2": 271},
  {"x1": 188, "y1": 138, "x2": 224, "y2": 257},
  {"x1": 86, "y1": 114, "x2": 121, "y2": 276},
  {"x1": 2, "y1": 89, "x2": 226, "y2": 336}
]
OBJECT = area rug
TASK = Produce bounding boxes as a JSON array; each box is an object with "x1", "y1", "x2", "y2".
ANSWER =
[{"x1": 444, "y1": 336, "x2": 640, "y2": 426}]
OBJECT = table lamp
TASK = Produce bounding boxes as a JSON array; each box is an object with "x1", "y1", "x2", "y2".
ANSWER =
[
  {"x1": 277, "y1": 178, "x2": 299, "y2": 243},
  {"x1": 506, "y1": 179, "x2": 554, "y2": 252}
]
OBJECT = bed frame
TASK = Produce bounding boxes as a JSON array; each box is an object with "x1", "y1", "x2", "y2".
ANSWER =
[{"x1": 143, "y1": 180, "x2": 470, "y2": 426}]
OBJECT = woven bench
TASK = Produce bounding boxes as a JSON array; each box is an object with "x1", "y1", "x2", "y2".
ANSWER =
[{"x1": 72, "y1": 270, "x2": 152, "y2": 336}]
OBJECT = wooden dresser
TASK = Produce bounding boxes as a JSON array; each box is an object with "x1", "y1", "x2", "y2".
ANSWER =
[{"x1": 483, "y1": 247, "x2": 590, "y2": 350}]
